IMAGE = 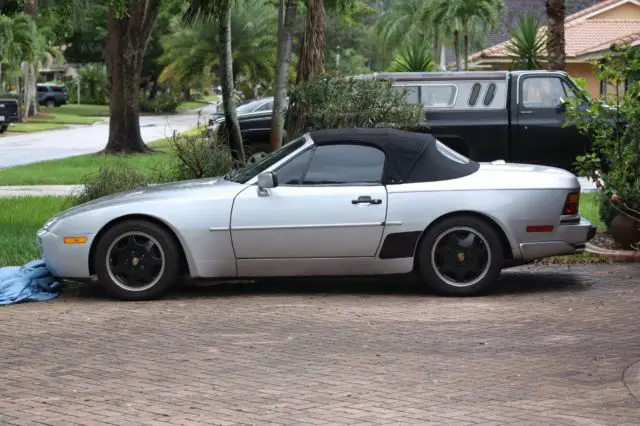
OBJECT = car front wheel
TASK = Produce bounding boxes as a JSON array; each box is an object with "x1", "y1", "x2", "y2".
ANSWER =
[
  {"x1": 93, "y1": 220, "x2": 181, "y2": 301},
  {"x1": 417, "y1": 216, "x2": 503, "y2": 296}
]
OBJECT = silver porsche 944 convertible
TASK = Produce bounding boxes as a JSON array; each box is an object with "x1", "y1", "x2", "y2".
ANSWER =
[{"x1": 37, "y1": 128, "x2": 596, "y2": 300}]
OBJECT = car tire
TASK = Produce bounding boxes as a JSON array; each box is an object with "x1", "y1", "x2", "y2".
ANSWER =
[
  {"x1": 0, "y1": 124, "x2": 7, "y2": 134},
  {"x1": 45, "y1": 99, "x2": 56, "y2": 108},
  {"x1": 93, "y1": 220, "x2": 182, "y2": 301},
  {"x1": 416, "y1": 215, "x2": 504, "y2": 296}
]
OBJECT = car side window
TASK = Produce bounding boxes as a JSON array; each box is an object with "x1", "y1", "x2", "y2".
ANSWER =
[
  {"x1": 521, "y1": 77, "x2": 565, "y2": 108},
  {"x1": 275, "y1": 149, "x2": 313, "y2": 185},
  {"x1": 256, "y1": 101, "x2": 273, "y2": 111},
  {"x1": 302, "y1": 144, "x2": 385, "y2": 185}
]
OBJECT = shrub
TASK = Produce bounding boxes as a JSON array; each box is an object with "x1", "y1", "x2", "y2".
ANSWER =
[
  {"x1": 73, "y1": 159, "x2": 152, "y2": 206},
  {"x1": 71, "y1": 131, "x2": 233, "y2": 205},
  {"x1": 285, "y1": 73, "x2": 426, "y2": 140},
  {"x1": 567, "y1": 44, "x2": 640, "y2": 230},
  {"x1": 154, "y1": 130, "x2": 234, "y2": 182},
  {"x1": 67, "y1": 63, "x2": 109, "y2": 105},
  {"x1": 140, "y1": 91, "x2": 181, "y2": 113}
]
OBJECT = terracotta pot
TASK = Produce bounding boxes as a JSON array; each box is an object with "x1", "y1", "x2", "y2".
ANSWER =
[{"x1": 610, "y1": 213, "x2": 640, "y2": 250}]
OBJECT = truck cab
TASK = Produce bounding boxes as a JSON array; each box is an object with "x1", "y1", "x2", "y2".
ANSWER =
[{"x1": 375, "y1": 70, "x2": 592, "y2": 172}]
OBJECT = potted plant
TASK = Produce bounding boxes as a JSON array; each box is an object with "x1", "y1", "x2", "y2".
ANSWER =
[{"x1": 566, "y1": 44, "x2": 640, "y2": 253}]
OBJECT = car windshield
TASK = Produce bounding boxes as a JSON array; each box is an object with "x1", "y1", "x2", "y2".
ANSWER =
[
  {"x1": 225, "y1": 137, "x2": 307, "y2": 184},
  {"x1": 236, "y1": 99, "x2": 269, "y2": 114}
]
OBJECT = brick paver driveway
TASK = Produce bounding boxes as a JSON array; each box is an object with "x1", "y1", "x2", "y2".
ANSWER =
[{"x1": 2, "y1": 264, "x2": 640, "y2": 425}]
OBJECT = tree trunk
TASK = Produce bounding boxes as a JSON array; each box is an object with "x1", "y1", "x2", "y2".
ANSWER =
[
  {"x1": 464, "y1": 33, "x2": 469, "y2": 71},
  {"x1": 104, "y1": 0, "x2": 162, "y2": 154},
  {"x1": 545, "y1": 0, "x2": 566, "y2": 71},
  {"x1": 270, "y1": 0, "x2": 298, "y2": 151},
  {"x1": 24, "y1": 0, "x2": 37, "y2": 16},
  {"x1": 219, "y1": 1, "x2": 245, "y2": 165},
  {"x1": 296, "y1": 0, "x2": 326, "y2": 84},
  {"x1": 453, "y1": 30, "x2": 461, "y2": 71},
  {"x1": 24, "y1": 0, "x2": 37, "y2": 118}
]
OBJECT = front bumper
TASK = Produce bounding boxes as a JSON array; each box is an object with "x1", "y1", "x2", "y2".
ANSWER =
[
  {"x1": 37, "y1": 227, "x2": 94, "y2": 278},
  {"x1": 519, "y1": 217, "x2": 597, "y2": 261}
]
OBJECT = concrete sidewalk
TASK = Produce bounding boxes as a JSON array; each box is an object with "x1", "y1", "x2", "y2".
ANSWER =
[
  {"x1": 0, "y1": 185, "x2": 84, "y2": 197},
  {"x1": 0, "y1": 177, "x2": 598, "y2": 198}
]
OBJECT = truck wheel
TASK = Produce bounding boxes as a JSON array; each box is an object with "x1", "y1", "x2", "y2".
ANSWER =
[
  {"x1": 0, "y1": 125, "x2": 7, "y2": 134},
  {"x1": 416, "y1": 215, "x2": 504, "y2": 296},
  {"x1": 45, "y1": 99, "x2": 56, "y2": 108}
]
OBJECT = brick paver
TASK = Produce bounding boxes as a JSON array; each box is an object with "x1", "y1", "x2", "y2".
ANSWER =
[{"x1": 1, "y1": 264, "x2": 640, "y2": 425}]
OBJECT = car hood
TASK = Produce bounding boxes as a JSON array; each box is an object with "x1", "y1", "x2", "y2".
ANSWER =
[{"x1": 54, "y1": 177, "x2": 242, "y2": 221}]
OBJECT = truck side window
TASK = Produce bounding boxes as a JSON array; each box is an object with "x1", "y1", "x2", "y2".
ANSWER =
[
  {"x1": 421, "y1": 84, "x2": 457, "y2": 108},
  {"x1": 468, "y1": 83, "x2": 481, "y2": 106},
  {"x1": 393, "y1": 85, "x2": 420, "y2": 105},
  {"x1": 521, "y1": 77, "x2": 565, "y2": 108},
  {"x1": 483, "y1": 83, "x2": 496, "y2": 106}
]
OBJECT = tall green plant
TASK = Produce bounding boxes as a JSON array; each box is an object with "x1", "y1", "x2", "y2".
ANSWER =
[
  {"x1": 566, "y1": 45, "x2": 640, "y2": 230},
  {"x1": 505, "y1": 13, "x2": 546, "y2": 70},
  {"x1": 286, "y1": 73, "x2": 425, "y2": 139},
  {"x1": 390, "y1": 36, "x2": 438, "y2": 72}
]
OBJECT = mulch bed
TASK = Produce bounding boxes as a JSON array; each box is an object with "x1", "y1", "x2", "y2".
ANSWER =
[{"x1": 589, "y1": 231, "x2": 624, "y2": 251}]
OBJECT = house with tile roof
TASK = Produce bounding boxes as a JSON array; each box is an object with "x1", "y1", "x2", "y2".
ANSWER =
[{"x1": 467, "y1": 0, "x2": 640, "y2": 97}]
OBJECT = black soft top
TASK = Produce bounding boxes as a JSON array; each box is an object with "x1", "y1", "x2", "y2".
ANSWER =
[{"x1": 308, "y1": 128, "x2": 479, "y2": 184}]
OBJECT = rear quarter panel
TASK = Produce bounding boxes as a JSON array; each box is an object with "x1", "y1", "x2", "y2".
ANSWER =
[{"x1": 384, "y1": 166, "x2": 580, "y2": 260}]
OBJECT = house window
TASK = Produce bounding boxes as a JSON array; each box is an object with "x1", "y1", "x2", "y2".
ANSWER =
[{"x1": 600, "y1": 77, "x2": 608, "y2": 97}]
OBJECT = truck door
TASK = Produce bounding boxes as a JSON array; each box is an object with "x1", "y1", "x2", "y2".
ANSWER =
[{"x1": 512, "y1": 74, "x2": 589, "y2": 172}]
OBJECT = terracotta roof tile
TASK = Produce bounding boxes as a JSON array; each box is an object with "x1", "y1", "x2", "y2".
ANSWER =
[{"x1": 469, "y1": 1, "x2": 640, "y2": 63}]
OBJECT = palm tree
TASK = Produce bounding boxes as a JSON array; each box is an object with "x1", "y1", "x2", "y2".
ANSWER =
[
  {"x1": 390, "y1": 36, "x2": 438, "y2": 72},
  {"x1": 0, "y1": 15, "x2": 14, "y2": 91},
  {"x1": 184, "y1": 0, "x2": 245, "y2": 165},
  {"x1": 505, "y1": 13, "x2": 546, "y2": 70},
  {"x1": 545, "y1": 0, "x2": 566, "y2": 71},
  {"x1": 374, "y1": 0, "x2": 448, "y2": 69},
  {"x1": 429, "y1": 0, "x2": 504, "y2": 70},
  {"x1": 162, "y1": 2, "x2": 276, "y2": 98},
  {"x1": 296, "y1": 0, "x2": 326, "y2": 83},
  {"x1": 270, "y1": 0, "x2": 297, "y2": 151}
]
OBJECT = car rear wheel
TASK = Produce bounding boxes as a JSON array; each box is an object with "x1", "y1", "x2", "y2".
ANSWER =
[
  {"x1": 93, "y1": 220, "x2": 181, "y2": 301},
  {"x1": 417, "y1": 216, "x2": 503, "y2": 296},
  {"x1": 45, "y1": 99, "x2": 56, "y2": 108}
]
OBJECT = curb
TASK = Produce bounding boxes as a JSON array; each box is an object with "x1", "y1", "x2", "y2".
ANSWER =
[{"x1": 585, "y1": 242, "x2": 640, "y2": 262}]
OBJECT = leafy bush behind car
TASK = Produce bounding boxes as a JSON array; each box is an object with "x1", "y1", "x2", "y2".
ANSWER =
[
  {"x1": 286, "y1": 73, "x2": 426, "y2": 139},
  {"x1": 72, "y1": 130, "x2": 234, "y2": 205},
  {"x1": 567, "y1": 44, "x2": 640, "y2": 230},
  {"x1": 139, "y1": 91, "x2": 181, "y2": 114}
]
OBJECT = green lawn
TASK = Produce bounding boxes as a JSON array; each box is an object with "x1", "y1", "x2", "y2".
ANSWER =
[
  {"x1": 43, "y1": 104, "x2": 110, "y2": 117},
  {"x1": 0, "y1": 196, "x2": 71, "y2": 267},
  {"x1": 0, "y1": 150, "x2": 172, "y2": 185},
  {"x1": 0, "y1": 127, "x2": 207, "y2": 185},
  {"x1": 7, "y1": 122, "x2": 68, "y2": 133}
]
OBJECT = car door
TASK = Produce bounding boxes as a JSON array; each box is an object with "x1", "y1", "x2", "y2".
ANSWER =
[
  {"x1": 513, "y1": 74, "x2": 578, "y2": 170},
  {"x1": 230, "y1": 143, "x2": 388, "y2": 260}
]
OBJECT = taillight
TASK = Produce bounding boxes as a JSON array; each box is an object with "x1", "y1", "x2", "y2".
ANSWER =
[{"x1": 562, "y1": 192, "x2": 580, "y2": 215}]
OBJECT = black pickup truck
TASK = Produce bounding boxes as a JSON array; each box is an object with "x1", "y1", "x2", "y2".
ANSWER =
[
  {"x1": 209, "y1": 70, "x2": 593, "y2": 171},
  {"x1": 0, "y1": 98, "x2": 21, "y2": 133}
]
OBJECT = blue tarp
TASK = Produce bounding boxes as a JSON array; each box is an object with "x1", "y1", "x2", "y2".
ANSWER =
[{"x1": 0, "y1": 260, "x2": 61, "y2": 305}]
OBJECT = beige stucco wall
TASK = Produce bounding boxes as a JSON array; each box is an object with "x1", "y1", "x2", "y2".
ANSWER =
[
  {"x1": 591, "y1": 2, "x2": 640, "y2": 20},
  {"x1": 566, "y1": 62, "x2": 601, "y2": 97}
]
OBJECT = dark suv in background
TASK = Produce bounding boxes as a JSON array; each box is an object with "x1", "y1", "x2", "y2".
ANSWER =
[{"x1": 37, "y1": 83, "x2": 68, "y2": 107}]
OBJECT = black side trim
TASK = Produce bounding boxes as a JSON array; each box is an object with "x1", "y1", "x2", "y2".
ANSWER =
[{"x1": 378, "y1": 231, "x2": 422, "y2": 259}]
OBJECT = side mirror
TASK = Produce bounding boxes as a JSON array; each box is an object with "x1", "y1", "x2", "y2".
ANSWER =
[
  {"x1": 257, "y1": 172, "x2": 277, "y2": 196},
  {"x1": 557, "y1": 97, "x2": 568, "y2": 112}
]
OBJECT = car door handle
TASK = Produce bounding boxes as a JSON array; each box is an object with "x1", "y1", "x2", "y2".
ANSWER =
[
  {"x1": 352, "y1": 196, "x2": 382, "y2": 205},
  {"x1": 520, "y1": 110, "x2": 533, "y2": 114}
]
